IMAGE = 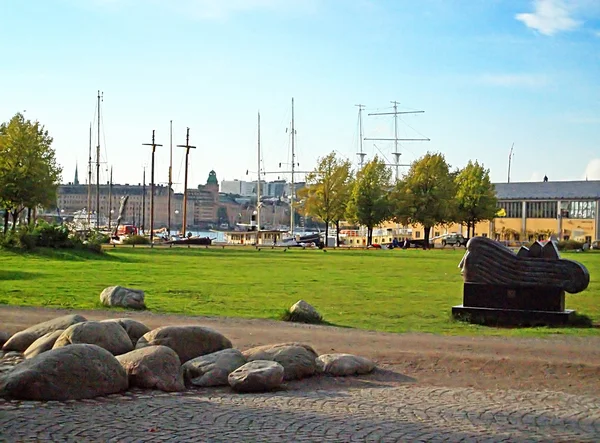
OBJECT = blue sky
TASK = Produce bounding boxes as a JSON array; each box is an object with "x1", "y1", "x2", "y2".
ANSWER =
[{"x1": 1, "y1": 0, "x2": 599, "y2": 191}]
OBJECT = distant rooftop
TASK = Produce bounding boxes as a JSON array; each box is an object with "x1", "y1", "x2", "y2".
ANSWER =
[{"x1": 494, "y1": 180, "x2": 600, "y2": 200}]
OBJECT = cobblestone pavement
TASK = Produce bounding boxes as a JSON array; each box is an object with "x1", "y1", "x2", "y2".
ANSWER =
[{"x1": 1, "y1": 384, "x2": 599, "y2": 442}]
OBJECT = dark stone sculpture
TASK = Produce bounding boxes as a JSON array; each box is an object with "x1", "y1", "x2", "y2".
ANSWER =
[{"x1": 452, "y1": 237, "x2": 590, "y2": 326}]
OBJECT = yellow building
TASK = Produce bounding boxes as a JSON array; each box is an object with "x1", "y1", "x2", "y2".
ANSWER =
[{"x1": 373, "y1": 180, "x2": 600, "y2": 246}]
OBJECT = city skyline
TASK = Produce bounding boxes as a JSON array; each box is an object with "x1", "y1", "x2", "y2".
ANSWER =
[{"x1": 1, "y1": 0, "x2": 599, "y2": 191}]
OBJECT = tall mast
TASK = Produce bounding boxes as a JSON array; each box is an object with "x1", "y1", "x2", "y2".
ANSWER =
[
  {"x1": 508, "y1": 143, "x2": 514, "y2": 183},
  {"x1": 257, "y1": 111, "x2": 261, "y2": 236},
  {"x1": 142, "y1": 167, "x2": 146, "y2": 232},
  {"x1": 355, "y1": 104, "x2": 366, "y2": 168},
  {"x1": 96, "y1": 90, "x2": 102, "y2": 228},
  {"x1": 366, "y1": 101, "x2": 429, "y2": 181},
  {"x1": 108, "y1": 166, "x2": 113, "y2": 229},
  {"x1": 290, "y1": 97, "x2": 295, "y2": 236},
  {"x1": 177, "y1": 128, "x2": 196, "y2": 237},
  {"x1": 168, "y1": 120, "x2": 173, "y2": 236},
  {"x1": 87, "y1": 123, "x2": 92, "y2": 227},
  {"x1": 142, "y1": 130, "x2": 162, "y2": 246}
]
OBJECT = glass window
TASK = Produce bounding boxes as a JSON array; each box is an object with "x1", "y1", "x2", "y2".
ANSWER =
[
  {"x1": 497, "y1": 201, "x2": 522, "y2": 218},
  {"x1": 526, "y1": 201, "x2": 557, "y2": 219},
  {"x1": 562, "y1": 201, "x2": 596, "y2": 219}
]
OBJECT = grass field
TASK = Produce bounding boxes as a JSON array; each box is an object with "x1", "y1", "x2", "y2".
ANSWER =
[{"x1": 0, "y1": 246, "x2": 598, "y2": 337}]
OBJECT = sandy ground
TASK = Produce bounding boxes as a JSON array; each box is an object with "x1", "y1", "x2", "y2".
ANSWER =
[{"x1": 1, "y1": 305, "x2": 599, "y2": 396}]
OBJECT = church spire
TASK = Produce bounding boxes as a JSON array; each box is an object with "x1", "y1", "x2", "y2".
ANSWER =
[{"x1": 74, "y1": 163, "x2": 79, "y2": 185}]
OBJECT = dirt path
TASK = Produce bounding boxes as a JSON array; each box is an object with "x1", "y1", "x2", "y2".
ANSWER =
[{"x1": 2, "y1": 305, "x2": 600, "y2": 396}]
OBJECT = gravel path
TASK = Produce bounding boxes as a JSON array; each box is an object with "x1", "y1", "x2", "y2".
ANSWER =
[{"x1": 1, "y1": 306, "x2": 600, "y2": 441}]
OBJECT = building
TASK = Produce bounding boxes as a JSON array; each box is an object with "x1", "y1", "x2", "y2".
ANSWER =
[
  {"x1": 491, "y1": 180, "x2": 599, "y2": 243},
  {"x1": 374, "y1": 180, "x2": 599, "y2": 246},
  {"x1": 56, "y1": 169, "x2": 253, "y2": 231}
]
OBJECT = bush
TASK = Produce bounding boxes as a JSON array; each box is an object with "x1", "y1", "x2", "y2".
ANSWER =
[
  {"x1": 34, "y1": 221, "x2": 71, "y2": 248},
  {"x1": 557, "y1": 240, "x2": 585, "y2": 251},
  {"x1": 0, "y1": 222, "x2": 106, "y2": 254},
  {"x1": 122, "y1": 235, "x2": 150, "y2": 245}
]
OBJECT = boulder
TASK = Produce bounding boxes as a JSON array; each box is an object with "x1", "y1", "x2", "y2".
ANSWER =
[
  {"x1": 242, "y1": 343, "x2": 318, "y2": 380},
  {"x1": 53, "y1": 321, "x2": 133, "y2": 355},
  {"x1": 183, "y1": 349, "x2": 246, "y2": 387},
  {"x1": 100, "y1": 318, "x2": 150, "y2": 346},
  {"x1": 100, "y1": 286, "x2": 146, "y2": 310},
  {"x1": 24, "y1": 330, "x2": 64, "y2": 359},
  {"x1": 228, "y1": 360, "x2": 284, "y2": 393},
  {"x1": 0, "y1": 352, "x2": 25, "y2": 375},
  {"x1": 316, "y1": 353, "x2": 376, "y2": 376},
  {"x1": 0, "y1": 331, "x2": 9, "y2": 348},
  {"x1": 136, "y1": 326, "x2": 232, "y2": 364},
  {"x1": 2, "y1": 314, "x2": 87, "y2": 352},
  {"x1": 287, "y1": 300, "x2": 322, "y2": 324},
  {"x1": 0, "y1": 344, "x2": 128, "y2": 400},
  {"x1": 116, "y1": 345, "x2": 184, "y2": 392}
]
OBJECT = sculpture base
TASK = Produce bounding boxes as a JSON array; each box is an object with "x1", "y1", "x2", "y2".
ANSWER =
[
  {"x1": 462, "y1": 283, "x2": 565, "y2": 312},
  {"x1": 452, "y1": 305, "x2": 575, "y2": 326}
]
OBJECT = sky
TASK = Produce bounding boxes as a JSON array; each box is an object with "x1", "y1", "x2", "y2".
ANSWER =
[{"x1": 1, "y1": 0, "x2": 599, "y2": 192}]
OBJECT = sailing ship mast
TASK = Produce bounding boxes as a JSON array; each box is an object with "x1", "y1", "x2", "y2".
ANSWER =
[
  {"x1": 257, "y1": 112, "x2": 261, "y2": 235},
  {"x1": 355, "y1": 104, "x2": 366, "y2": 168},
  {"x1": 87, "y1": 124, "x2": 92, "y2": 227},
  {"x1": 168, "y1": 120, "x2": 173, "y2": 236},
  {"x1": 365, "y1": 101, "x2": 430, "y2": 181},
  {"x1": 95, "y1": 90, "x2": 102, "y2": 228},
  {"x1": 290, "y1": 98, "x2": 295, "y2": 236}
]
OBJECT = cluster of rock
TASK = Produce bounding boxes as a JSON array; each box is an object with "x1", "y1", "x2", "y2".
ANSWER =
[{"x1": 0, "y1": 314, "x2": 376, "y2": 401}]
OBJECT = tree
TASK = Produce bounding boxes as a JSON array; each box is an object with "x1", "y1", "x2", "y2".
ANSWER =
[
  {"x1": 392, "y1": 152, "x2": 455, "y2": 249},
  {"x1": 298, "y1": 152, "x2": 353, "y2": 247},
  {"x1": 216, "y1": 206, "x2": 229, "y2": 226},
  {"x1": 454, "y1": 161, "x2": 497, "y2": 238},
  {"x1": 346, "y1": 156, "x2": 391, "y2": 246},
  {"x1": 0, "y1": 113, "x2": 62, "y2": 232}
]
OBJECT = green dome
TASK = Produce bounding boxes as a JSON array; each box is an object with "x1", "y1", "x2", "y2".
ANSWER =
[{"x1": 207, "y1": 170, "x2": 218, "y2": 185}]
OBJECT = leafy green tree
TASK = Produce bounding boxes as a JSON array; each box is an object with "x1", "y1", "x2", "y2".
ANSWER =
[
  {"x1": 217, "y1": 206, "x2": 229, "y2": 226},
  {"x1": 346, "y1": 156, "x2": 391, "y2": 246},
  {"x1": 298, "y1": 152, "x2": 353, "y2": 246},
  {"x1": 0, "y1": 113, "x2": 62, "y2": 232},
  {"x1": 454, "y1": 160, "x2": 497, "y2": 238},
  {"x1": 392, "y1": 152, "x2": 455, "y2": 249}
]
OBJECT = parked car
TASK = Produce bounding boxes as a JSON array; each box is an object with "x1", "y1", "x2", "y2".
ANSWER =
[{"x1": 435, "y1": 233, "x2": 467, "y2": 247}]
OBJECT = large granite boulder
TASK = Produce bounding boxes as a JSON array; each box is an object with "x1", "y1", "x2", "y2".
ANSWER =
[
  {"x1": 242, "y1": 343, "x2": 318, "y2": 380},
  {"x1": 136, "y1": 326, "x2": 232, "y2": 364},
  {"x1": 316, "y1": 353, "x2": 376, "y2": 376},
  {"x1": 116, "y1": 345, "x2": 184, "y2": 392},
  {"x1": 53, "y1": 321, "x2": 133, "y2": 355},
  {"x1": 183, "y1": 349, "x2": 246, "y2": 387},
  {"x1": 287, "y1": 300, "x2": 322, "y2": 324},
  {"x1": 100, "y1": 286, "x2": 146, "y2": 310},
  {"x1": 228, "y1": 360, "x2": 284, "y2": 393},
  {"x1": 0, "y1": 344, "x2": 128, "y2": 400},
  {"x1": 24, "y1": 330, "x2": 64, "y2": 359},
  {"x1": 2, "y1": 314, "x2": 87, "y2": 352},
  {"x1": 100, "y1": 318, "x2": 150, "y2": 346}
]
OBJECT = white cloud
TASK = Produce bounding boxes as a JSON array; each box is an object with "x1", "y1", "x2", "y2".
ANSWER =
[
  {"x1": 516, "y1": 0, "x2": 581, "y2": 36},
  {"x1": 583, "y1": 159, "x2": 600, "y2": 180},
  {"x1": 479, "y1": 74, "x2": 549, "y2": 88}
]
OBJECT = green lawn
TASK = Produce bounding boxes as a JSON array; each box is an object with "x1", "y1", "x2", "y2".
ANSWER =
[{"x1": 0, "y1": 246, "x2": 598, "y2": 337}]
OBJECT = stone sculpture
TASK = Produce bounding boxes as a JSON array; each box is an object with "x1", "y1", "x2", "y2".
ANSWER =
[{"x1": 452, "y1": 237, "x2": 590, "y2": 325}]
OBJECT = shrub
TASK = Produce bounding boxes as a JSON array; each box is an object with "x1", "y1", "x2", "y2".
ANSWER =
[
  {"x1": 34, "y1": 221, "x2": 71, "y2": 248},
  {"x1": 557, "y1": 240, "x2": 585, "y2": 251},
  {"x1": 122, "y1": 235, "x2": 150, "y2": 245}
]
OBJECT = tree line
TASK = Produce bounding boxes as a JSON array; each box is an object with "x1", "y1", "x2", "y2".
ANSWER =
[
  {"x1": 0, "y1": 113, "x2": 62, "y2": 233},
  {"x1": 298, "y1": 152, "x2": 497, "y2": 248}
]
